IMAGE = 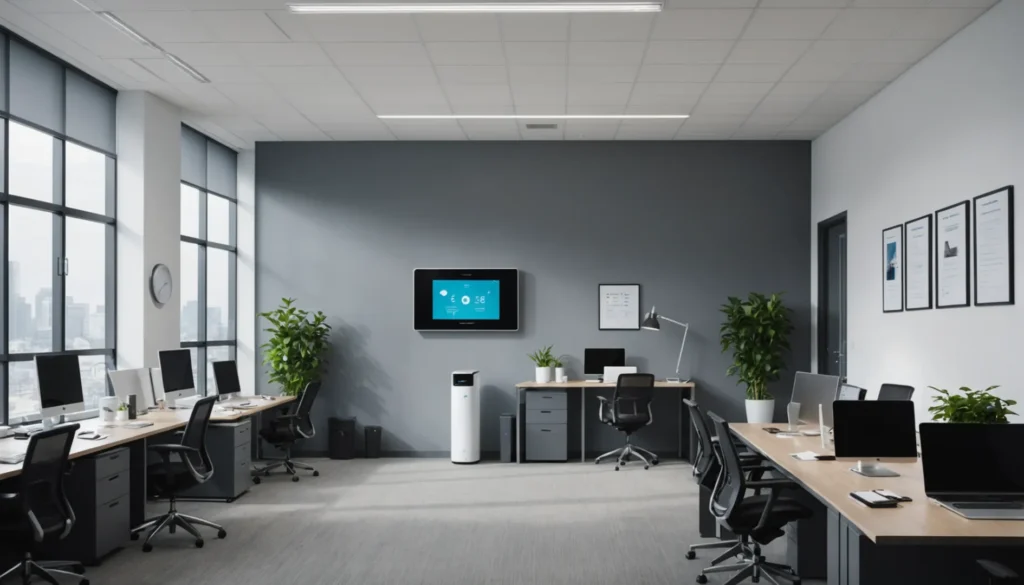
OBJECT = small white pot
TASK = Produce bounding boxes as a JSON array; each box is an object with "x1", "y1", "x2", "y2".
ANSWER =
[
  {"x1": 115, "y1": 410, "x2": 129, "y2": 422},
  {"x1": 745, "y1": 399, "x2": 775, "y2": 424},
  {"x1": 535, "y1": 366, "x2": 553, "y2": 384},
  {"x1": 554, "y1": 367, "x2": 566, "y2": 382}
]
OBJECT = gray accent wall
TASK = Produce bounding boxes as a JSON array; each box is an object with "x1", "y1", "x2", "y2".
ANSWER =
[{"x1": 255, "y1": 142, "x2": 811, "y2": 456}]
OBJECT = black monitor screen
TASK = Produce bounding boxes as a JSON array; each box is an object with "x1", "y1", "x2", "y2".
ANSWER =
[
  {"x1": 159, "y1": 349, "x2": 195, "y2": 392},
  {"x1": 833, "y1": 400, "x2": 918, "y2": 459},
  {"x1": 920, "y1": 423, "x2": 1024, "y2": 495},
  {"x1": 35, "y1": 355, "x2": 85, "y2": 409},
  {"x1": 213, "y1": 360, "x2": 240, "y2": 396},
  {"x1": 584, "y1": 348, "x2": 625, "y2": 375}
]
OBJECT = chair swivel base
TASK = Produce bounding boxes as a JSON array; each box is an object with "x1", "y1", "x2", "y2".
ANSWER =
[
  {"x1": 693, "y1": 540, "x2": 800, "y2": 585},
  {"x1": 130, "y1": 500, "x2": 227, "y2": 552},
  {"x1": 253, "y1": 457, "x2": 319, "y2": 483},
  {"x1": 0, "y1": 555, "x2": 87, "y2": 585},
  {"x1": 595, "y1": 442, "x2": 660, "y2": 470}
]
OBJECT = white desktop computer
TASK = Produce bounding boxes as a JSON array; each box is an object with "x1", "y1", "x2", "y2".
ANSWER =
[
  {"x1": 35, "y1": 354, "x2": 86, "y2": 425},
  {"x1": 158, "y1": 349, "x2": 198, "y2": 408},
  {"x1": 451, "y1": 371, "x2": 480, "y2": 464}
]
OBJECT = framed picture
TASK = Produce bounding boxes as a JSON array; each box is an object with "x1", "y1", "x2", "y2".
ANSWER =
[
  {"x1": 904, "y1": 214, "x2": 933, "y2": 311},
  {"x1": 882, "y1": 224, "x2": 904, "y2": 313},
  {"x1": 973, "y1": 185, "x2": 1015, "y2": 306},
  {"x1": 935, "y1": 200, "x2": 970, "y2": 309},
  {"x1": 598, "y1": 284, "x2": 640, "y2": 330}
]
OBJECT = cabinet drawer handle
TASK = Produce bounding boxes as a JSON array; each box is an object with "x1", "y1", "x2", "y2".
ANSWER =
[
  {"x1": 109, "y1": 501, "x2": 119, "y2": 509},
  {"x1": 540, "y1": 429, "x2": 551, "y2": 432},
  {"x1": 108, "y1": 454, "x2": 119, "y2": 461},
  {"x1": 108, "y1": 474, "x2": 119, "y2": 482}
]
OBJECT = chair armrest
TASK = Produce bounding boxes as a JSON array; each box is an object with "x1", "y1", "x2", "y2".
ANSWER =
[
  {"x1": 977, "y1": 560, "x2": 1018, "y2": 581},
  {"x1": 751, "y1": 479, "x2": 800, "y2": 533},
  {"x1": 596, "y1": 396, "x2": 611, "y2": 423},
  {"x1": 0, "y1": 492, "x2": 19, "y2": 500}
]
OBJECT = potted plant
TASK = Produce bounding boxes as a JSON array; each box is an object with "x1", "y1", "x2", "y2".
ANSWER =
[
  {"x1": 527, "y1": 345, "x2": 556, "y2": 383},
  {"x1": 720, "y1": 292, "x2": 794, "y2": 424},
  {"x1": 258, "y1": 298, "x2": 332, "y2": 397},
  {"x1": 928, "y1": 386, "x2": 1017, "y2": 423},
  {"x1": 115, "y1": 403, "x2": 129, "y2": 422},
  {"x1": 552, "y1": 356, "x2": 566, "y2": 383}
]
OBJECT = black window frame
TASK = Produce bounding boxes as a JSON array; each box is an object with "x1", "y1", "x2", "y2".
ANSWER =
[{"x1": 0, "y1": 32, "x2": 117, "y2": 424}]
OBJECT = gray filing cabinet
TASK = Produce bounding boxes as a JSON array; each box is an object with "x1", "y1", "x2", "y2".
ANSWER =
[
  {"x1": 49, "y1": 447, "x2": 131, "y2": 565},
  {"x1": 525, "y1": 390, "x2": 568, "y2": 462},
  {"x1": 179, "y1": 419, "x2": 252, "y2": 501}
]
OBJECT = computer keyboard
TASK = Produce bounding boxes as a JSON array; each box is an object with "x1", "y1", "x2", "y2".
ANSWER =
[
  {"x1": 954, "y1": 502, "x2": 1024, "y2": 510},
  {"x1": 0, "y1": 453, "x2": 25, "y2": 465},
  {"x1": 20, "y1": 424, "x2": 43, "y2": 434}
]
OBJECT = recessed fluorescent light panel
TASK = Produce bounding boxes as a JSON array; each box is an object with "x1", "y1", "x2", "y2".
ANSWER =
[
  {"x1": 378, "y1": 114, "x2": 689, "y2": 120},
  {"x1": 97, "y1": 11, "x2": 210, "y2": 83},
  {"x1": 165, "y1": 53, "x2": 211, "y2": 83},
  {"x1": 289, "y1": 2, "x2": 662, "y2": 14}
]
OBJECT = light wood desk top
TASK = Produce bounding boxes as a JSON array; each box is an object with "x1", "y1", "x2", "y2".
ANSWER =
[
  {"x1": 730, "y1": 423, "x2": 1024, "y2": 546},
  {"x1": 0, "y1": 395, "x2": 295, "y2": 482},
  {"x1": 516, "y1": 380, "x2": 695, "y2": 389}
]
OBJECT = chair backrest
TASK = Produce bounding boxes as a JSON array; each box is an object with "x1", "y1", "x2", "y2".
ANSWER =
[
  {"x1": 838, "y1": 384, "x2": 867, "y2": 401},
  {"x1": 612, "y1": 373, "x2": 655, "y2": 418},
  {"x1": 20, "y1": 423, "x2": 79, "y2": 542},
  {"x1": 878, "y1": 383, "x2": 914, "y2": 401},
  {"x1": 294, "y1": 381, "x2": 322, "y2": 438},
  {"x1": 684, "y1": 398, "x2": 715, "y2": 478},
  {"x1": 707, "y1": 412, "x2": 746, "y2": 522},
  {"x1": 180, "y1": 395, "x2": 218, "y2": 474}
]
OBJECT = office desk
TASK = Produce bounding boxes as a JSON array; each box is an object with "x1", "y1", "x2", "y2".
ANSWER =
[
  {"x1": 514, "y1": 381, "x2": 695, "y2": 464},
  {"x1": 730, "y1": 423, "x2": 1024, "y2": 585}
]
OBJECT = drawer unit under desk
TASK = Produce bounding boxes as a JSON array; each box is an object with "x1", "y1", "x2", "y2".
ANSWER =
[
  {"x1": 46, "y1": 447, "x2": 131, "y2": 565},
  {"x1": 525, "y1": 390, "x2": 567, "y2": 410},
  {"x1": 179, "y1": 420, "x2": 252, "y2": 502}
]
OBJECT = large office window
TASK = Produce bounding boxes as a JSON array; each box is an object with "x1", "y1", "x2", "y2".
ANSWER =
[
  {"x1": 180, "y1": 126, "x2": 236, "y2": 396},
  {"x1": 1, "y1": 34, "x2": 117, "y2": 423}
]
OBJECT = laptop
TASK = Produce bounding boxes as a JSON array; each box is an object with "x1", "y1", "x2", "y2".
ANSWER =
[{"x1": 920, "y1": 423, "x2": 1024, "y2": 520}]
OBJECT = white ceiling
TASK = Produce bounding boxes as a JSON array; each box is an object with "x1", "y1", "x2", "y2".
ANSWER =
[{"x1": 0, "y1": 0, "x2": 996, "y2": 148}]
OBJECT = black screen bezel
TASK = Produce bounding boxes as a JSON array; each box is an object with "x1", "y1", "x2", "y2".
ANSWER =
[{"x1": 414, "y1": 269, "x2": 519, "y2": 331}]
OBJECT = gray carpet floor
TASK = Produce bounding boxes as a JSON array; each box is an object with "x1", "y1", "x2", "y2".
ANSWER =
[{"x1": 87, "y1": 458, "x2": 819, "y2": 585}]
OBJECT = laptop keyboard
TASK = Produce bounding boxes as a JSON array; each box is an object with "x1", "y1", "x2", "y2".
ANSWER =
[{"x1": 953, "y1": 501, "x2": 1024, "y2": 510}]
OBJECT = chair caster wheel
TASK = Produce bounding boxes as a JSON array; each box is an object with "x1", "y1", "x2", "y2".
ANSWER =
[
  {"x1": 80, "y1": 580, "x2": 89, "y2": 585},
  {"x1": 313, "y1": 470, "x2": 320, "y2": 477},
  {"x1": 292, "y1": 475, "x2": 300, "y2": 482},
  {"x1": 652, "y1": 459, "x2": 660, "y2": 465},
  {"x1": 644, "y1": 465, "x2": 649, "y2": 470},
  {"x1": 696, "y1": 575, "x2": 708, "y2": 584},
  {"x1": 195, "y1": 539, "x2": 204, "y2": 548},
  {"x1": 253, "y1": 476, "x2": 261, "y2": 484},
  {"x1": 218, "y1": 529, "x2": 227, "y2": 539},
  {"x1": 685, "y1": 551, "x2": 696, "y2": 560},
  {"x1": 142, "y1": 544, "x2": 153, "y2": 553},
  {"x1": 130, "y1": 533, "x2": 139, "y2": 541},
  {"x1": 264, "y1": 470, "x2": 271, "y2": 476},
  {"x1": 614, "y1": 466, "x2": 620, "y2": 471}
]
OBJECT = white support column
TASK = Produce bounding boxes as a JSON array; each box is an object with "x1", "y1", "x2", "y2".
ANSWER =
[
  {"x1": 236, "y1": 149, "x2": 257, "y2": 395},
  {"x1": 116, "y1": 91, "x2": 182, "y2": 369}
]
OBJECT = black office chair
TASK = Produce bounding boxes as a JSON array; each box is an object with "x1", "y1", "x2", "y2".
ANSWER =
[
  {"x1": 684, "y1": 399, "x2": 766, "y2": 563},
  {"x1": 698, "y1": 412, "x2": 812, "y2": 585},
  {"x1": 132, "y1": 395, "x2": 226, "y2": 552},
  {"x1": 0, "y1": 423, "x2": 88, "y2": 585},
  {"x1": 878, "y1": 383, "x2": 914, "y2": 401},
  {"x1": 595, "y1": 373, "x2": 658, "y2": 470},
  {"x1": 837, "y1": 384, "x2": 867, "y2": 401},
  {"x1": 255, "y1": 381, "x2": 322, "y2": 482}
]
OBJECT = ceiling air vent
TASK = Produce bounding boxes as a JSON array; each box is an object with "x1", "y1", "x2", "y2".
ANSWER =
[{"x1": 525, "y1": 123, "x2": 558, "y2": 130}]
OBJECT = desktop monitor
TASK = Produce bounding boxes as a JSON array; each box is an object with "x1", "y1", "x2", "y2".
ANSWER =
[
  {"x1": 789, "y1": 372, "x2": 841, "y2": 425},
  {"x1": 212, "y1": 360, "x2": 241, "y2": 396},
  {"x1": 584, "y1": 348, "x2": 625, "y2": 377},
  {"x1": 35, "y1": 354, "x2": 86, "y2": 419},
  {"x1": 108, "y1": 368, "x2": 157, "y2": 411},
  {"x1": 158, "y1": 349, "x2": 196, "y2": 402},
  {"x1": 833, "y1": 400, "x2": 918, "y2": 477}
]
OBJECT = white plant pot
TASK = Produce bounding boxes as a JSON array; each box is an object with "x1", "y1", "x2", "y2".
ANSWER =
[
  {"x1": 554, "y1": 367, "x2": 566, "y2": 382},
  {"x1": 535, "y1": 367, "x2": 553, "y2": 384},
  {"x1": 745, "y1": 399, "x2": 775, "y2": 424},
  {"x1": 115, "y1": 410, "x2": 129, "y2": 422}
]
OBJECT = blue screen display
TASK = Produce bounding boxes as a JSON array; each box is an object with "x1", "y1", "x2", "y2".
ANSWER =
[{"x1": 432, "y1": 280, "x2": 500, "y2": 320}]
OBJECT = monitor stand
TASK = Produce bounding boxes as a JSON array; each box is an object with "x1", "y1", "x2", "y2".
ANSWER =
[{"x1": 850, "y1": 460, "x2": 900, "y2": 477}]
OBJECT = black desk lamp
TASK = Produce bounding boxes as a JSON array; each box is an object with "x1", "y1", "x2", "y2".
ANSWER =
[{"x1": 641, "y1": 307, "x2": 690, "y2": 383}]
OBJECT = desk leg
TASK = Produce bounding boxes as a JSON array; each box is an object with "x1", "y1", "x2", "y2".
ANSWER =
[
  {"x1": 516, "y1": 388, "x2": 522, "y2": 464},
  {"x1": 581, "y1": 388, "x2": 586, "y2": 463},
  {"x1": 129, "y1": 438, "x2": 147, "y2": 529},
  {"x1": 678, "y1": 392, "x2": 684, "y2": 459}
]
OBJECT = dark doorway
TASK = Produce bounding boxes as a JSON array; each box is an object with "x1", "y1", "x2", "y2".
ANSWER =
[{"x1": 818, "y1": 212, "x2": 847, "y2": 379}]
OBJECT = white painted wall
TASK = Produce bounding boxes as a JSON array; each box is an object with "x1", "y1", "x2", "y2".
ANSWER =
[
  {"x1": 236, "y1": 149, "x2": 257, "y2": 395},
  {"x1": 116, "y1": 91, "x2": 182, "y2": 369},
  {"x1": 811, "y1": 0, "x2": 1023, "y2": 423}
]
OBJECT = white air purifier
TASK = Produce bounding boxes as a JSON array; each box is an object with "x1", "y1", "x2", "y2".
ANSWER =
[{"x1": 451, "y1": 370, "x2": 480, "y2": 464}]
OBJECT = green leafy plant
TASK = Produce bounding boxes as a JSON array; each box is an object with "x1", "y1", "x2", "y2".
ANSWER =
[
  {"x1": 258, "y1": 298, "x2": 332, "y2": 397},
  {"x1": 552, "y1": 356, "x2": 565, "y2": 368},
  {"x1": 928, "y1": 386, "x2": 1017, "y2": 423},
  {"x1": 527, "y1": 345, "x2": 556, "y2": 368},
  {"x1": 719, "y1": 292, "x2": 794, "y2": 401}
]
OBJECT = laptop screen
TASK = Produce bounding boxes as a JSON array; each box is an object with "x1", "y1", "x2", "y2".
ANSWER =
[{"x1": 920, "y1": 423, "x2": 1024, "y2": 496}]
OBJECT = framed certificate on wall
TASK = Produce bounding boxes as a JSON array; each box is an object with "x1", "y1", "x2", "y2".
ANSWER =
[
  {"x1": 904, "y1": 214, "x2": 933, "y2": 311},
  {"x1": 882, "y1": 224, "x2": 903, "y2": 313},
  {"x1": 599, "y1": 284, "x2": 640, "y2": 330},
  {"x1": 936, "y1": 200, "x2": 970, "y2": 309},
  {"x1": 973, "y1": 186, "x2": 1014, "y2": 306}
]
